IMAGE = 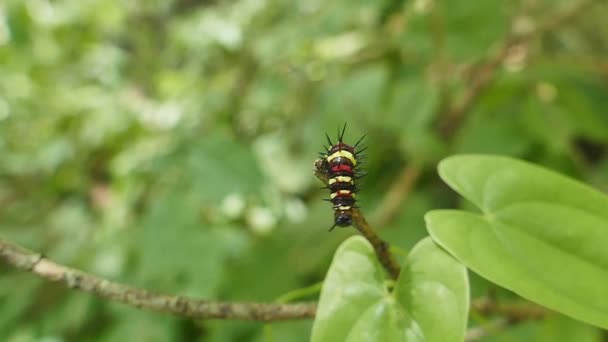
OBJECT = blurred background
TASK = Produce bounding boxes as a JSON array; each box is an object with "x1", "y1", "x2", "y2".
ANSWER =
[{"x1": 1, "y1": 0, "x2": 608, "y2": 341}]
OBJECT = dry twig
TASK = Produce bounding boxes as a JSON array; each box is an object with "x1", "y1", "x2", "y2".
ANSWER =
[
  {"x1": 0, "y1": 239, "x2": 316, "y2": 321},
  {"x1": 466, "y1": 297, "x2": 550, "y2": 341},
  {"x1": 372, "y1": 163, "x2": 422, "y2": 227},
  {"x1": 437, "y1": 0, "x2": 598, "y2": 139}
]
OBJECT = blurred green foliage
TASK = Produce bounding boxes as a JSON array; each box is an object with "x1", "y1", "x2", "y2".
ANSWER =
[{"x1": 1, "y1": 0, "x2": 607, "y2": 341}]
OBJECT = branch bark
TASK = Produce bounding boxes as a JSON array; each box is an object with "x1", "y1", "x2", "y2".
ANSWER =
[
  {"x1": 466, "y1": 297, "x2": 550, "y2": 341},
  {"x1": 371, "y1": 163, "x2": 422, "y2": 228},
  {"x1": 1, "y1": 236, "x2": 553, "y2": 336},
  {"x1": 471, "y1": 296, "x2": 550, "y2": 322},
  {"x1": 0, "y1": 239, "x2": 316, "y2": 321},
  {"x1": 351, "y1": 209, "x2": 401, "y2": 279}
]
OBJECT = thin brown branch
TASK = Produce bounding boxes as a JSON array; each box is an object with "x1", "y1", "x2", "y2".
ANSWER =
[
  {"x1": 466, "y1": 297, "x2": 550, "y2": 341},
  {"x1": 372, "y1": 163, "x2": 422, "y2": 227},
  {"x1": 314, "y1": 159, "x2": 402, "y2": 279},
  {"x1": 0, "y1": 228, "x2": 553, "y2": 332},
  {"x1": 471, "y1": 297, "x2": 550, "y2": 322},
  {"x1": 437, "y1": 46, "x2": 504, "y2": 138},
  {"x1": 0, "y1": 239, "x2": 316, "y2": 321},
  {"x1": 351, "y1": 209, "x2": 401, "y2": 279},
  {"x1": 437, "y1": 0, "x2": 598, "y2": 139},
  {"x1": 533, "y1": 0, "x2": 597, "y2": 35}
]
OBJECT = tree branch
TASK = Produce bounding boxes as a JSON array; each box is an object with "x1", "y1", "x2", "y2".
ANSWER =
[
  {"x1": 371, "y1": 163, "x2": 422, "y2": 227},
  {"x1": 313, "y1": 159, "x2": 402, "y2": 279},
  {"x1": 466, "y1": 297, "x2": 550, "y2": 341},
  {"x1": 351, "y1": 209, "x2": 401, "y2": 279},
  {"x1": 0, "y1": 239, "x2": 316, "y2": 321},
  {"x1": 0, "y1": 235, "x2": 553, "y2": 336},
  {"x1": 437, "y1": 0, "x2": 598, "y2": 139},
  {"x1": 471, "y1": 296, "x2": 550, "y2": 322}
]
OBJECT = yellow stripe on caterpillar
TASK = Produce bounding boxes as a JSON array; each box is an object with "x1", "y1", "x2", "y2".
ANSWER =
[
  {"x1": 328, "y1": 176, "x2": 353, "y2": 185},
  {"x1": 326, "y1": 150, "x2": 357, "y2": 165},
  {"x1": 336, "y1": 206, "x2": 352, "y2": 211}
]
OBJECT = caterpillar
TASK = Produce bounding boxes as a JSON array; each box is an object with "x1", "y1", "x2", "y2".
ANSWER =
[{"x1": 321, "y1": 123, "x2": 366, "y2": 230}]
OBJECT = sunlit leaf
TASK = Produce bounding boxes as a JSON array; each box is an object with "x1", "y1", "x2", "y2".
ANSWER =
[
  {"x1": 427, "y1": 154, "x2": 608, "y2": 329},
  {"x1": 311, "y1": 236, "x2": 468, "y2": 342}
]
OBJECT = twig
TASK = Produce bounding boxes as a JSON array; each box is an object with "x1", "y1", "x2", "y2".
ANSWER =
[
  {"x1": 437, "y1": 46, "x2": 503, "y2": 138},
  {"x1": 533, "y1": 0, "x2": 597, "y2": 35},
  {"x1": 0, "y1": 239, "x2": 316, "y2": 321},
  {"x1": 0, "y1": 233, "x2": 550, "y2": 333},
  {"x1": 351, "y1": 209, "x2": 401, "y2": 279},
  {"x1": 437, "y1": 0, "x2": 598, "y2": 139},
  {"x1": 313, "y1": 159, "x2": 402, "y2": 279},
  {"x1": 471, "y1": 296, "x2": 550, "y2": 322},
  {"x1": 372, "y1": 163, "x2": 422, "y2": 227},
  {"x1": 466, "y1": 297, "x2": 550, "y2": 341}
]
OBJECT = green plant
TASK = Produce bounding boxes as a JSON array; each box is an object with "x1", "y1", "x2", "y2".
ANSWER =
[
  {"x1": 310, "y1": 154, "x2": 608, "y2": 340},
  {"x1": 311, "y1": 236, "x2": 468, "y2": 342},
  {"x1": 1, "y1": 0, "x2": 607, "y2": 340}
]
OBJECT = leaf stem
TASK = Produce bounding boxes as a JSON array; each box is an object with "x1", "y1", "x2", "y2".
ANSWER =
[{"x1": 275, "y1": 282, "x2": 323, "y2": 304}]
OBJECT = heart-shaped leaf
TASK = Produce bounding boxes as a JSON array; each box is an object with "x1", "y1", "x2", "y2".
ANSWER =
[
  {"x1": 311, "y1": 236, "x2": 468, "y2": 342},
  {"x1": 426, "y1": 154, "x2": 608, "y2": 329}
]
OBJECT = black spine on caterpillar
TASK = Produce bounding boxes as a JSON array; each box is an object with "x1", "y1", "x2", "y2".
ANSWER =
[{"x1": 321, "y1": 123, "x2": 366, "y2": 231}]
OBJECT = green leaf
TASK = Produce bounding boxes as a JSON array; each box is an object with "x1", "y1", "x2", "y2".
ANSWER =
[
  {"x1": 426, "y1": 154, "x2": 608, "y2": 329},
  {"x1": 395, "y1": 238, "x2": 469, "y2": 342},
  {"x1": 311, "y1": 236, "x2": 468, "y2": 342}
]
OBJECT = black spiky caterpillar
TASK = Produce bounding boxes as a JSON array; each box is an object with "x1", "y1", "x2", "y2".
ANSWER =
[{"x1": 320, "y1": 123, "x2": 366, "y2": 231}]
